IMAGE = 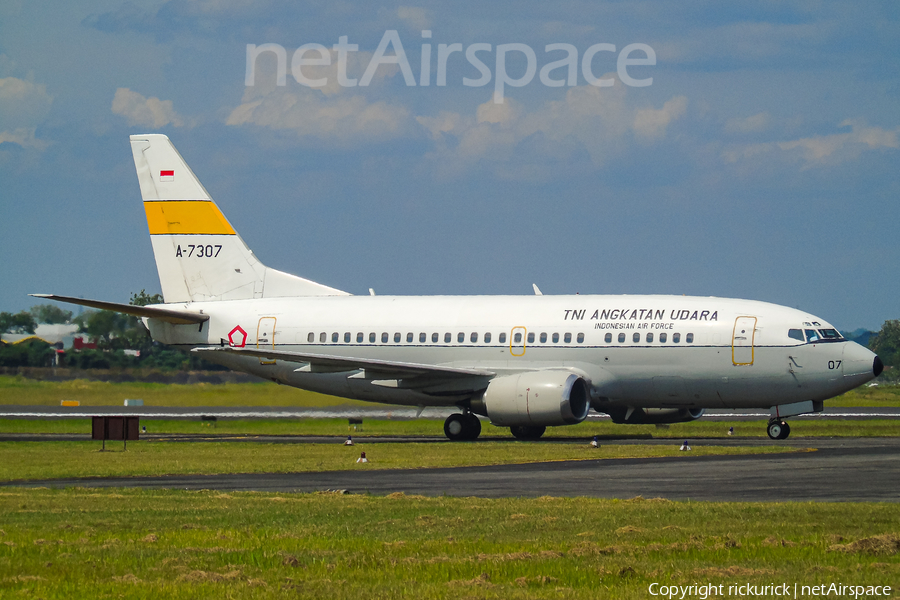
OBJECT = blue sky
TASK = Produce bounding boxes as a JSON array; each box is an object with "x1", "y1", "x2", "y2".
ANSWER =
[{"x1": 1, "y1": 1, "x2": 898, "y2": 330}]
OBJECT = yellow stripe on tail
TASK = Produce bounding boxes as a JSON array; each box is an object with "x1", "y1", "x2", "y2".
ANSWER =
[{"x1": 144, "y1": 200, "x2": 236, "y2": 235}]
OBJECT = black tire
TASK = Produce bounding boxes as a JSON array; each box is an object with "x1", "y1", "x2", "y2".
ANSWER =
[
  {"x1": 778, "y1": 421, "x2": 791, "y2": 440},
  {"x1": 444, "y1": 414, "x2": 468, "y2": 441},
  {"x1": 767, "y1": 420, "x2": 786, "y2": 440},
  {"x1": 510, "y1": 425, "x2": 546, "y2": 440},
  {"x1": 464, "y1": 413, "x2": 482, "y2": 440}
]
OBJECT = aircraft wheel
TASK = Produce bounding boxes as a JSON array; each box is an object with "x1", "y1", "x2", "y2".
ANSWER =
[
  {"x1": 767, "y1": 420, "x2": 788, "y2": 440},
  {"x1": 464, "y1": 413, "x2": 482, "y2": 440},
  {"x1": 510, "y1": 425, "x2": 546, "y2": 440},
  {"x1": 444, "y1": 414, "x2": 467, "y2": 441},
  {"x1": 778, "y1": 421, "x2": 791, "y2": 440}
]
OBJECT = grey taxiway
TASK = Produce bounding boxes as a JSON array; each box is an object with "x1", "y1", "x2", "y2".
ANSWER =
[{"x1": 3, "y1": 434, "x2": 898, "y2": 502}]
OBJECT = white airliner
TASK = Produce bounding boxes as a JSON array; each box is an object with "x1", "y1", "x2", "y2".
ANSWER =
[{"x1": 35, "y1": 134, "x2": 883, "y2": 441}]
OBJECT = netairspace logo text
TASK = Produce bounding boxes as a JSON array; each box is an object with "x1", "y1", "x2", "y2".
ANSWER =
[{"x1": 245, "y1": 30, "x2": 656, "y2": 103}]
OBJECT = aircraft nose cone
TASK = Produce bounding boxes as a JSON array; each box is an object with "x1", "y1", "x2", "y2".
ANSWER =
[{"x1": 842, "y1": 342, "x2": 880, "y2": 381}]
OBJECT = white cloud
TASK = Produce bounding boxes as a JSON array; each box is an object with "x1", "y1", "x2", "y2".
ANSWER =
[
  {"x1": 226, "y1": 87, "x2": 410, "y2": 144},
  {"x1": 724, "y1": 112, "x2": 771, "y2": 134},
  {"x1": 228, "y1": 49, "x2": 410, "y2": 144},
  {"x1": 112, "y1": 88, "x2": 186, "y2": 128},
  {"x1": 415, "y1": 82, "x2": 688, "y2": 176},
  {"x1": 633, "y1": 96, "x2": 688, "y2": 139},
  {"x1": 723, "y1": 119, "x2": 899, "y2": 168},
  {"x1": 0, "y1": 127, "x2": 50, "y2": 150},
  {"x1": 0, "y1": 76, "x2": 52, "y2": 149},
  {"x1": 397, "y1": 6, "x2": 431, "y2": 30}
]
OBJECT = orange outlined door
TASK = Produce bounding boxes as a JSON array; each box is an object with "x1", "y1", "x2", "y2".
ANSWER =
[
  {"x1": 732, "y1": 316, "x2": 757, "y2": 366},
  {"x1": 257, "y1": 317, "x2": 276, "y2": 364},
  {"x1": 510, "y1": 326, "x2": 527, "y2": 356}
]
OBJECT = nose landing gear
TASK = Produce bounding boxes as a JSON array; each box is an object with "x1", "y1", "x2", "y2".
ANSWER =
[{"x1": 767, "y1": 419, "x2": 791, "y2": 440}]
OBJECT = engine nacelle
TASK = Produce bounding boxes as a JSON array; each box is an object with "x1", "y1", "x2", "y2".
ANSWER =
[
  {"x1": 605, "y1": 407, "x2": 705, "y2": 425},
  {"x1": 472, "y1": 371, "x2": 590, "y2": 427}
]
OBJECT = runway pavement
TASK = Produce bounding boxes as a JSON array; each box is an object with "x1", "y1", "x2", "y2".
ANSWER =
[{"x1": 4, "y1": 436, "x2": 899, "y2": 502}]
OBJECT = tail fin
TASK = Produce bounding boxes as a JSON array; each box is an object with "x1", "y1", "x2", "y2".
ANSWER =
[{"x1": 130, "y1": 134, "x2": 348, "y2": 303}]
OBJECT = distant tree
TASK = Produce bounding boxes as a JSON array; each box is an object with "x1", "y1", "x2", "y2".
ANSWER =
[
  {"x1": 0, "y1": 311, "x2": 37, "y2": 334},
  {"x1": 130, "y1": 290, "x2": 164, "y2": 306},
  {"x1": 0, "y1": 338, "x2": 53, "y2": 367},
  {"x1": 73, "y1": 310, "x2": 132, "y2": 347},
  {"x1": 869, "y1": 320, "x2": 900, "y2": 368},
  {"x1": 29, "y1": 304, "x2": 73, "y2": 324}
]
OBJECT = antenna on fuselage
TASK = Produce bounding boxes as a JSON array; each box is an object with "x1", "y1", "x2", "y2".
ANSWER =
[{"x1": 532, "y1": 284, "x2": 543, "y2": 296}]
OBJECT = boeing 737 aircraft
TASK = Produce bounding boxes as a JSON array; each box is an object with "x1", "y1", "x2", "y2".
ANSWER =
[{"x1": 34, "y1": 135, "x2": 884, "y2": 441}]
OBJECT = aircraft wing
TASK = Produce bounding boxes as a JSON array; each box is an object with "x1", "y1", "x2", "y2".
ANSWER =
[
  {"x1": 193, "y1": 346, "x2": 495, "y2": 379},
  {"x1": 29, "y1": 294, "x2": 209, "y2": 325}
]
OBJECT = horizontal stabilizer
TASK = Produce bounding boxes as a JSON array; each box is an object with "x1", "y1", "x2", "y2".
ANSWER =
[
  {"x1": 193, "y1": 347, "x2": 494, "y2": 379},
  {"x1": 30, "y1": 294, "x2": 209, "y2": 325}
]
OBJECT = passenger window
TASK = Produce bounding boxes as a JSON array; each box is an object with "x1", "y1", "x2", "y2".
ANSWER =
[
  {"x1": 458, "y1": 332, "x2": 465, "y2": 343},
  {"x1": 308, "y1": 332, "x2": 314, "y2": 343},
  {"x1": 552, "y1": 333, "x2": 559, "y2": 343},
  {"x1": 660, "y1": 333, "x2": 667, "y2": 343},
  {"x1": 540, "y1": 333, "x2": 547, "y2": 343},
  {"x1": 332, "y1": 332, "x2": 339, "y2": 343},
  {"x1": 406, "y1": 332, "x2": 413, "y2": 343},
  {"x1": 805, "y1": 329, "x2": 819, "y2": 343},
  {"x1": 444, "y1": 333, "x2": 451, "y2": 343},
  {"x1": 320, "y1": 332, "x2": 326, "y2": 343},
  {"x1": 484, "y1": 332, "x2": 492, "y2": 343},
  {"x1": 686, "y1": 333, "x2": 694, "y2": 344},
  {"x1": 419, "y1": 333, "x2": 426, "y2": 343},
  {"x1": 471, "y1": 332, "x2": 478, "y2": 343},
  {"x1": 432, "y1": 332, "x2": 438, "y2": 343},
  {"x1": 514, "y1": 332, "x2": 522, "y2": 343},
  {"x1": 673, "y1": 333, "x2": 681, "y2": 343},
  {"x1": 499, "y1": 332, "x2": 507, "y2": 344},
  {"x1": 564, "y1": 333, "x2": 572, "y2": 343},
  {"x1": 342, "y1": 332, "x2": 349, "y2": 343},
  {"x1": 369, "y1": 332, "x2": 376, "y2": 343},
  {"x1": 633, "y1": 333, "x2": 640, "y2": 343},
  {"x1": 527, "y1": 332, "x2": 535, "y2": 343},
  {"x1": 394, "y1": 333, "x2": 401, "y2": 343},
  {"x1": 604, "y1": 333, "x2": 612, "y2": 343},
  {"x1": 646, "y1": 333, "x2": 653, "y2": 343},
  {"x1": 577, "y1": 333, "x2": 584, "y2": 343},
  {"x1": 788, "y1": 329, "x2": 804, "y2": 342},
  {"x1": 382, "y1": 332, "x2": 389, "y2": 343},
  {"x1": 618, "y1": 333, "x2": 626, "y2": 343}
]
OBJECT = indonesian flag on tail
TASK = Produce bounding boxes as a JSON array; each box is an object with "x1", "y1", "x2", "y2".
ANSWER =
[{"x1": 159, "y1": 169, "x2": 174, "y2": 182}]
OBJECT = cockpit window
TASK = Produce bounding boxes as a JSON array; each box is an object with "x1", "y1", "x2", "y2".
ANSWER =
[
  {"x1": 818, "y1": 329, "x2": 843, "y2": 341},
  {"x1": 804, "y1": 329, "x2": 820, "y2": 343},
  {"x1": 788, "y1": 329, "x2": 804, "y2": 342}
]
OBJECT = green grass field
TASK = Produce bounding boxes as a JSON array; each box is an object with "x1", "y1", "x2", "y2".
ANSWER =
[
  {"x1": 0, "y1": 489, "x2": 897, "y2": 599},
  {"x1": 1, "y1": 374, "x2": 898, "y2": 408},
  {"x1": 0, "y1": 376, "x2": 898, "y2": 598},
  {"x1": 0, "y1": 441, "x2": 802, "y2": 482},
  {"x1": 3, "y1": 416, "x2": 900, "y2": 440}
]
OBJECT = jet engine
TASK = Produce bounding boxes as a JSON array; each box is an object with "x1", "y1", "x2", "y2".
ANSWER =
[
  {"x1": 471, "y1": 371, "x2": 590, "y2": 427},
  {"x1": 605, "y1": 407, "x2": 704, "y2": 425}
]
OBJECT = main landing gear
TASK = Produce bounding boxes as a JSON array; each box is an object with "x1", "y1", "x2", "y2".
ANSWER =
[
  {"x1": 767, "y1": 419, "x2": 791, "y2": 440},
  {"x1": 444, "y1": 412, "x2": 482, "y2": 441}
]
